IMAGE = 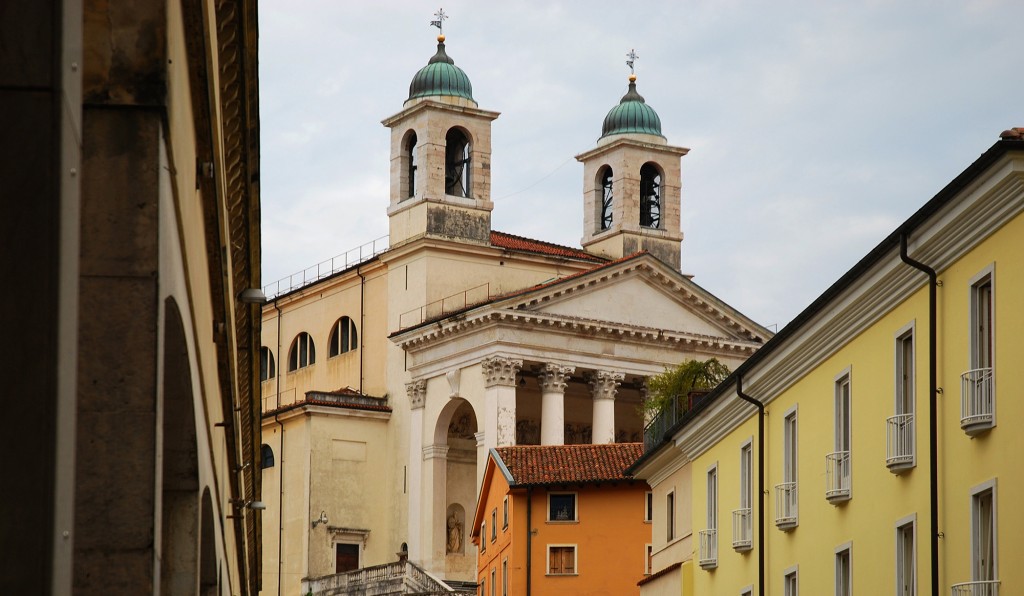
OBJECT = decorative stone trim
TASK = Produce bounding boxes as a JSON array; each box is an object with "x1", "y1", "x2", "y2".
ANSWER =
[
  {"x1": 406, "y1": 379, "x2": 427, "y2": 410},
  {"x1": 474, "y1": 431, "x2": 486, "y2": 447},
  {"x1": 588, "y1": 371, "x2": 624, "y2": 401},
  {"x1": 481, "y1": 356, "x2": 523, "y2": 388},
  {"x1": 422, "y1": 444, "x2": 450, "y2": 460},
  {"x1": 539, "y1": 364, "x2": 575, "y2": 393},
  {"x1": 446, "y1": 368, "x2": 461, "y2": 398}
]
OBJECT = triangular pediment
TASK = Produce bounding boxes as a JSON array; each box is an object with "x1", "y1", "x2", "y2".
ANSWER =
[{"x1": 496, "y1": 254, "x2": 769, "y2": 344}]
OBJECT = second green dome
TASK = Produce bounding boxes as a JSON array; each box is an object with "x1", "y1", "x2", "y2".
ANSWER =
[
  {"x1": 408, "y1": 41, "x2": 475, "y2": 103},
  {"x1": 600, "y1": 81, "x2": 663, "y2": 139}
]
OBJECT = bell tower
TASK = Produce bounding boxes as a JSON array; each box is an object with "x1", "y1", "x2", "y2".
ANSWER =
[
  {"x1": 382, "y1": 25, "x2": 499, "y2": 248},
  {"x1": 576, "y1": 53, "x2": 688, "y2": 269}
]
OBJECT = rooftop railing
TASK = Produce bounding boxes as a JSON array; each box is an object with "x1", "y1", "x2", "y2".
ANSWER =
[{"x1": 263, "y1": 235, "x2": 389, "y2": 300}]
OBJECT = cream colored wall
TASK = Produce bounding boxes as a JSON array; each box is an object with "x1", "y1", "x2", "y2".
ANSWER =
[{"x1": 260, "y1": 413, "x2": 311, "y2": 596}]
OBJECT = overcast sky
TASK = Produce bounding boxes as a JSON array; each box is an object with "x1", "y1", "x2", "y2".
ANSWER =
[{"x1": 258, "y1": 1, "x2": 1023, "y2": 329}]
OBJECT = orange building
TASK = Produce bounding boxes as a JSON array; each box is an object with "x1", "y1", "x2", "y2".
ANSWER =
[{"x1": 471, "y1": 444, "x2": 651, "y2": 595}]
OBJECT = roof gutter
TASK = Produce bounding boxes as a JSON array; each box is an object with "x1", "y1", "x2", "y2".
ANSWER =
[{"x1": 899, "y1": 233, "x2": 939, "y2": 596}]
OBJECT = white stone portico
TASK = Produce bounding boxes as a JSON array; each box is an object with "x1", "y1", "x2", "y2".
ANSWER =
[{"x1": 391, "y1": 251, "x2": 767, "y2": 577}]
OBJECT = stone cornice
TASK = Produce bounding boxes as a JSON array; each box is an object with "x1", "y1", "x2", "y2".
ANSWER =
[
  {"x1": 575, "y1": 136, "x2": 690, "y2": 162},
  {"x1": 395, "y1": 307, "x2": 763, "y2": 357},
  {"x1": 381, "y1": 98, "x2": 500, "y2": 128}
]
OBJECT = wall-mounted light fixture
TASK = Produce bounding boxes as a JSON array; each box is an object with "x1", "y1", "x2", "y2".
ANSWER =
[
  {"x1": 238, "y1": 288, "x2": 267, "y2": 305},
  {"x1": 311, "y1": 510, "x2": 329, "y2": 529}
]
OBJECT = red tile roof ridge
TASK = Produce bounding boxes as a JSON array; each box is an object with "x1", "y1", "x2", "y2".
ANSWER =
[
  {"x1": 494, "y1": 443, "x2": 644, "y2": 486},
  {"x1": 490, "y1": 230, "x2": 607, "y2": 263}
]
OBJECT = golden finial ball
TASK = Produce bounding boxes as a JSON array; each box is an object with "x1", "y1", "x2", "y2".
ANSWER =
[
  {"x1": 629, "y1": 74, "x2": 637, "y2": 82},
  {"x1": 438, "y1": 34, "x2": 446, "y2": 42}
]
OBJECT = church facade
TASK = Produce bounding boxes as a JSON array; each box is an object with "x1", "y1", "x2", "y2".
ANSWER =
[{"x1": 259, "y1": 34, "x2": 769, "y2": 593}]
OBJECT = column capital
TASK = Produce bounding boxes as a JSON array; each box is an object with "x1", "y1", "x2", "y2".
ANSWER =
[
  {"x1": 481, "y1": 356, "x2": 523, "y2": 388},
  {"x1": 474, "y1": 431, "x2": 486, "y2": 448},
  {"x1": 538, "y1": 364, "x2": 575, "y2": 393},
  {"x1": 588, "y1": 370, "x2": 624, "y2": 401},
  {"x1": 406, "y1": 379, "x2": 427, "y2": 410},
  {"x1": 422, "y1": 444, "x2": 449, "y2": 461}
]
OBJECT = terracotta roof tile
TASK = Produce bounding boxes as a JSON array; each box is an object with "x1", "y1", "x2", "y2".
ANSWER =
[
  {"x1": 490, "y1": 230, "x2": 606, "y2": 263},
  {"x1": 495, "y1": 443, "x2": 643, "y2": 486}
]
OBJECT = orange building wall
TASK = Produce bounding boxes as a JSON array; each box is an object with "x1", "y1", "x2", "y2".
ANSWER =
[{"x1": 476, "y1": 474, "x2": 651, "y2": 595}]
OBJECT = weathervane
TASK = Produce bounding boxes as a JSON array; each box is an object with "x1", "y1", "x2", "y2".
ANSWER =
[
  {"x1": 626, "y1": 49, "x2": 639, "y2": 76},
  {"x1": 430, "y1": 8, "x2": 448, "y2": 36}
]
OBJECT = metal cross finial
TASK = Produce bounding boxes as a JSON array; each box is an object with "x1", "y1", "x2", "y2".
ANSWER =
[
  {"x1": 626, "y1": 49, "x2": 639, "y2": 75},
  {"x1": 430, "y1": 8, "x2": 448, "y2": 35}
]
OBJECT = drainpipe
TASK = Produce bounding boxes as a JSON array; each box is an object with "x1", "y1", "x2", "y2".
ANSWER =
[
  {"x1": 526, "y1": 487, "x2": 533, "y2": 596},
  {"x1": 356, "y1": 267, "x2": 365, "y2": 394},
  {"x1": 736, "y1": 375, "x2": 764, "y2": 596},
  {"x1": 899, "y1": 233, "x2": 938, "y2": 596},
  {"x1": 273, "y1": 300, "x2": 285, "y2": 596}
]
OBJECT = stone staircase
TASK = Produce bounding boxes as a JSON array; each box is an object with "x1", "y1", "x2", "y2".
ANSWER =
[{"x1": 301, "y1": 560, "x2": 476, "y2": 596}]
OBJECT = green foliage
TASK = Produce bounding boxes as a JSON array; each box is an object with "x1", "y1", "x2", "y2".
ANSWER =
[{"x1": 639, "y1": 358, "x2": 732, "y2": 419}]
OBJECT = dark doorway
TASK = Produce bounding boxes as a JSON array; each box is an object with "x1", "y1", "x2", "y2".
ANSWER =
[{"x1": 336, "y1": 543, "x2": 359, "y2": 573}]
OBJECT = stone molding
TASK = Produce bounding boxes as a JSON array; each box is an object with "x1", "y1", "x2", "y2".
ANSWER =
[
  {"x1": 481, "y1": 356, "x2": 522, "y2": 388},
  {"x1": 422, "y1": 444, "x2": 450, "y2": 460},
  {"x1": 474, "y1": 431, "x2": 486, "y2": 447},
  {"x1": 538, "y1": 364, "x2": 575, "y2": 393},
  {"x1": 406, "y1": 379, "x2": 427, "y2": 410},
  {"x1": 588, "y1": 371, "x2": 624, "y2": 401}
]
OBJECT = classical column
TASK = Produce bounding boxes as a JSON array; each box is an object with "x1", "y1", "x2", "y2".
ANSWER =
[
  {"x1": 405, "y1": 379, "x2": 426, "y2": 562},
  {"x1": 538, "y1": 364, "x2": 575, "y2": 445},
  {"x1": 589, "y1": 371, "x2": 623, "y2": 444},
  {"x1": 481, "y1": 356, "x2": 522, "y2": 449}
]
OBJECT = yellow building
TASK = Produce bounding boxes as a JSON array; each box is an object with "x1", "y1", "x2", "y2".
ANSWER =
[
  {"x1": 261, "y1": 31, "x2": 770, "y2": 595},
  {"x1": 630, "y1": 130, "x2": 1024, "y2": 596},
  {"x1": 5, "y1": 1, "x2": 263, "y2": 594}
]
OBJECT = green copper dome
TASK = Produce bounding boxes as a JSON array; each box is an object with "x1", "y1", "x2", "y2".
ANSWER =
[
  {"x1": 408, "y1": 40, "x2": 475, "y2": 103},
  {"x1": 600, "y1": 81, "x2": 664, "y2": 139}
]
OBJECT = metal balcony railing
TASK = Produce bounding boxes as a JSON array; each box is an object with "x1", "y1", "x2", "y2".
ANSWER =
[
  {"x1": 642, "y1": 391, "x2": 711, "y2": 452},
  {"x1": 951, "y1": 580, "x2": 1000, "y2": 596},
  {"x1": 886, "y1": 413, "x2": 914, "y2": 471},
  {"x1": 263, "y1": 235, "x2": 389, "y2": 300},
  {"x1": 698, "y1": 529, "x2": 718, "y2": 569},
  {"x1": 397, "y1": 283, "x2": 492, "y2": 330},
  {"x1": 825, "y1": 451, "x2": 851, "y2": 502},
  {"x1": 774, "y1": 482, "x2": 797, "y2": 530},
  {"x1": 732, "y1": 508, "x2": 752, "y2": 551},
  {"x1": 961, "y1": 367, "x2": 994, "y2": 435}
]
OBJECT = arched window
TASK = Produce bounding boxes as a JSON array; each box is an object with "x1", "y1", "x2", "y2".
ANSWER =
[
  {"x1": 405, "y1": 131, "x2": 417, "y2": 200},
  {"x1": 445, "y1": 128, "x2": 470, "y2": 197},
  {"x1": 598, "y1": 166, "x2": 613, "y2": 230},
  {"x1": 329, "y1": 316, "x2": 358, "y2": 357},
  {"x1": 640, "y1": 163, "x2": 662, "y2": 228},
  {"x1": 288, "y1": 332, "x2": 316, "y2": 371},
  {"x1": 261, "y1": 444, "x2": 275, "y2": 468},
  {"x1": 260, "y1": 346, "x2": 276, "y2": 381}
]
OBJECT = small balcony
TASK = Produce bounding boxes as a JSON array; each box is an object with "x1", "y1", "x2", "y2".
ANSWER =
[
  {"x1": 886, "y1": 413, "x2": 915, "y2": 473},
  {"x1": 732, "y1": 508, "x2": 752, "y2": 551},
  {"x1": 698, "y1": 529, "x2": 718, "y2": 569},
  {"x1": 951, "y1": 580, "x2": 1000, "y2": 596},
  {"x1": 961, "y1": 368, "x2": 994, "y2": 435},
  {"x1": 774, "y1": 482, "x2": 797, "y2": 530},
  {"x1": 825, "y1": 451, "x2": 851, "y2": 503}
]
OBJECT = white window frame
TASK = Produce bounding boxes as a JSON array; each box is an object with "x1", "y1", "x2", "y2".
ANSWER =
[
  {"x1": 644, "y1": 491, "x2": 653, "y2": 522},
  {"x1": 667, "y1": 490, "x2": 676, "y2": 541},
  {"x1": 971, "y1": 478, "x2": 998, "y2": 583},
  {"x1": 835, "y1": 542, "x2": 852, "y2": 596},
  {"x1": 783, "y1": 564, "x2": 799, "y2": 596},
  {"x1": 707, "y1": 463, "x2": 719, "y2": 531},
  {"x1": 829, "y1": 368, "x2": 853, "y2": 502},
  {"x1": 480, "y1": 522, "x2": 486, "y2": 553},
  {"x1": 969, "y1": 265, "x2": 996, "y2": 372},
  {"x1": 491, "y1": 508, "x2": 497, "y2": 542},
  {"x1": 894, "y1": 322, "x2": 916, "y2": 418},
  {"x1": 546, "y1": 544, "x2": 578, "y2": 576},
  {"x1": 502, "y1": 496, "x2": 509, "y2": 530},
  {"x1": 502, "y1": 558, "x2": 508, "y2": 596},
  {"x1": 490, "y1": 567, "x2": 496, "y2": 596},
  {"x1": 645, "y1": 544, "x2": 653, "y2": 575},
  {"x1": 895, "y1": 513, "x2": 916, "y2": 596},
  {"x1": 777, "y1": 405, "x2": 799, "y2": 529},
  {"x1": 735, "y1": 438, "x2": 753, "y2": 551},
  {"x1": 547, "y1": 492, "x2": 578, "y2": 523},
  {"x1": 333, "y1": 541, "x2": 362, "y2": 573}
]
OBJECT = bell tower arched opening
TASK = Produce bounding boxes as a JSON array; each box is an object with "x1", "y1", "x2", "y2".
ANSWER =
[
  {"x1": 445, "y1": 128, "x2": 471, "y2": 198},
  {"x1": 640, "y1": 162, "x2": 663, "y2": 228},
  {"x1": 598, "y1": 166, "x2": 614, "y2": 231}
]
